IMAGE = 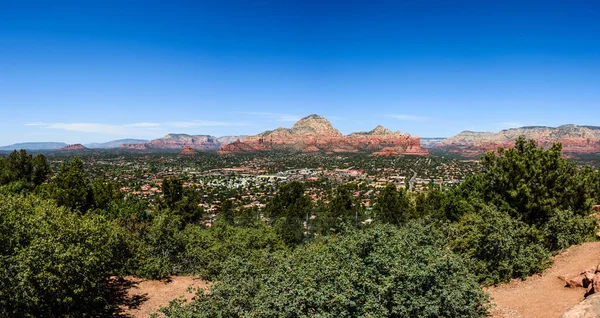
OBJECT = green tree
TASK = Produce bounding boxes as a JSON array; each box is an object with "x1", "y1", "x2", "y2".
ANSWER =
[
  {"x1": 31, "y1": 154, "x2": 50, "y2": 186},
  {"x1": 162, "y1": 176, "x2": 183, "y2": 209},
  {"x1": 265, "y1": 181, "x2": 312, "y2": 246},
  {"x1": 415, "y1": 189, "x2": 446, "y2": 218},
  {"x1": 477, "y1": 137, "x2": 595, "y2": 225},
  {"x1": 1, "y1": 150, "x2": 33, "y2": 184},
  {"x1": 315, "y1": 183, "x2": 364, "y2": 235},
  {"x1": 51, "y1": 157, "x2": 91, "y2": 212},
  {"x1": 217, "y1": 199, "x2": 235, "y2": 225},
  {"x1": 90, "y1": 178, "x2": 121, "y2": 210},
  {"x1": 373, "y1": 183, "x2": 413, "y2": 225}
]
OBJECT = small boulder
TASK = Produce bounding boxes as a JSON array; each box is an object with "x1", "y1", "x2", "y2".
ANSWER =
[{"x1": 560, "y1": 274, "x2": 587, "y2": 288}]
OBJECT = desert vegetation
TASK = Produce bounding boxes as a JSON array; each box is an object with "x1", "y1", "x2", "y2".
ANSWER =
[{"x1": 1, "y1": 137, "x2": 599, "y2": 317}]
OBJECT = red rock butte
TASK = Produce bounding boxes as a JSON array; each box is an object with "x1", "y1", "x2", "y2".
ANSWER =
[
  {"x1": 179, "y1": 146, "x2": 199, "y2": 156},
  {"x1": 218, "y1": 114, "x2": 428, "y2": 156},
  {"x1": 59, "y1": 144, "x2": 87, "y2": 151}
]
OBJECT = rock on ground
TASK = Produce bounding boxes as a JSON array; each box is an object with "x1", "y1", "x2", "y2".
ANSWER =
[{"x1": 560, "y1": 293, "x2": 600, "y2": 318}]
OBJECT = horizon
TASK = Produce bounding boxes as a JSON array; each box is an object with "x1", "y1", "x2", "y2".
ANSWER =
[
  {"x1": 2, "y1": 1, "x2": 599, "y2": 144},
  {"x1": 5, "y1": 112, "x2": 600, "y2": 147}
]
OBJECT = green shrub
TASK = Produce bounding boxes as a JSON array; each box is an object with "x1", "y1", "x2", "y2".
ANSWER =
[
  {"x1": 542, "y1": 208, "x2": 596, "y2": 251},
  {"x1": 450, "y1": 206, "x2": 550, "y2": 285},
  {"x1": 131, "y1": 212, "x2": 286, "y2": 280},
  {"x1": 0, "y1": 193, "x2": 125, "y2": 316},
  {"x1": 178, "y1": 222, "x2": 287, "y2": 280},
  {"x1": 159, "y1": 223, "x2": 489, "y2": 318}
]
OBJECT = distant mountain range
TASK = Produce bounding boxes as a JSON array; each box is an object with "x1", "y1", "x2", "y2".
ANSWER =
[
  {"x1": 0, "y1": 142, "x2": 68, "y2": 151},
  {"x1": 434, "y1": 125, "x2": 600, "y2": 157},
  {"x1": 0, "y1": 139, "x2": 147, "y2": 151},
  {"x1": 6, "y1": 122, "x2": 600, "y2": 158}
]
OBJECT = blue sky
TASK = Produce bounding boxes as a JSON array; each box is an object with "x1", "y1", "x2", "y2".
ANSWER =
[{"x1": 1, "y1": 0, "x2": 599, "y2": 145}]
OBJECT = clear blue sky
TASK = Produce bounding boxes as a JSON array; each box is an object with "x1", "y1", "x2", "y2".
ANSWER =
[{"x1": 1, "y1": 0, "x2": 599, "y2": 145}]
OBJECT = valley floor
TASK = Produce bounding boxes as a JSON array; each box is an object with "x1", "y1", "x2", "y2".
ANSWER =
[{"x1": 488, "y1": 241, "x2": 600, "y2": 318}]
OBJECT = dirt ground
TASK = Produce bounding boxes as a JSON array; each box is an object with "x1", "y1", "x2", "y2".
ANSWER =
[
  {"x1": 113, "y1": 276, "x2": 207, "y2": 317},
  {"x1": 487, "y1": 241, "x2": 600, "y2": 318}
]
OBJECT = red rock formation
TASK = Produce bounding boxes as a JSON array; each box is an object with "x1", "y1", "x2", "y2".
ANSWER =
[
  {"x1": 122, "y1": 134, "x2": 221, "y2": 151},
  {"x1": 59, "y1": 144, "x2": 87, "y2": 151},
  {"x1": 435, "y1": 125, "x2": 600, "y2": 158},
  {"x1": 179, "y1": 146, "x2": 198, "y2": 156},
  {"x1": 218, "y1": 115, "x2": 428, "y2": 156},
  {"x1": 121, "y1": 134, "x2": 247, "y2": 151}
]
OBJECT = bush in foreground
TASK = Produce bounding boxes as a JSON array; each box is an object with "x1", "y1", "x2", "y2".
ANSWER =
[
  {"x1": 0, "y1": 193, "x2": 125, "y2": 316},
  {"x1": 159, "y1": 223, "x2": 489, "y2": 318}
]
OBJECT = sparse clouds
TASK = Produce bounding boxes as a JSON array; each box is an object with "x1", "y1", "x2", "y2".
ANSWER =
[
  {"x1": 26, "y1": 120, "x2": 247, "y2": 136},
  {"x1": 386, "y1": 114, "x2": 430, "y2": 122},
  {"x1": 25, "y1": 122, "x2": 47, "y2": 126}
]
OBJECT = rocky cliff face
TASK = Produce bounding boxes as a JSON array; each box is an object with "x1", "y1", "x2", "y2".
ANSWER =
[
  {"x1": 435, "y1": 125, "x2": 600, "y2": 157},
  {"x1": 122, "y1": 134, "x2": 223, "y2": 151},
  {"x1": 218, "y1": 115, "x2": 427, "y2": 155}
]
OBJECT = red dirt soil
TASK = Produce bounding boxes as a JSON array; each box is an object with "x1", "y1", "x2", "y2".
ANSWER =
[
  {"x1": 488, "y1": 241, "x2": 600, "y2": 318},
  {"x1": 118, "y1": 276, "x2": 207, "y2": 317}
]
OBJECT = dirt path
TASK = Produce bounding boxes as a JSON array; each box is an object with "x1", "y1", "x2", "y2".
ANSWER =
[
  {"x1": 487, "y1": 241, "x2": 600, "y2": 318},
  {"x1": 116, "y1": 276, "x2": 207, "y2": 317}
]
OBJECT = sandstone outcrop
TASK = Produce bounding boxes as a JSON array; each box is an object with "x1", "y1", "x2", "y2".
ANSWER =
[
  {"x1": 218, "y1": 115, "x2": 427, "y2": 156},
  {"x1": 59, "y1": 144, "x2": 87, "y2": 151},
  {"x1": 435, "y1": 125, "x2": 600, "y2": 157},
  {"x1": 179, "y1": 146, "x2": 198, "y2": 156}
]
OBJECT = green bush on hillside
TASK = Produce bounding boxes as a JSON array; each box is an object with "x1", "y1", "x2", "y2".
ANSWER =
[{"x1": 159, "y1": 223, "x2": 489, "y2": 318}]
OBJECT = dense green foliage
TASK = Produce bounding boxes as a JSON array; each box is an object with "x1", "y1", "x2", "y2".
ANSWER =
[
  {"x1": 0, "y1": 150, "x2": 50, "y2": 193},
  {"x1": 314, "y1": 183, "x2": 365, "y2": 235},
  {"x1": 160, "y1": 223, "x2": 489, "y2": 318},
  {"x1": 373, "y1": 183, "x2": 414, "y2": 225},
  {"x1": 0, "y1": 194, "x2": 124, "y2": 317},
  {"x1": 265, "y1": 181, "x2": 312, "y2": 246}
]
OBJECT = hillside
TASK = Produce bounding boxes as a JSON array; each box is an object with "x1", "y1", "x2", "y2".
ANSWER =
[
  {"x1": 218, "y1": 115, "x2": 427, "y2": 155},
  {"x1": 435, "y1": 125, "x2": 600, "y2": 157}
]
